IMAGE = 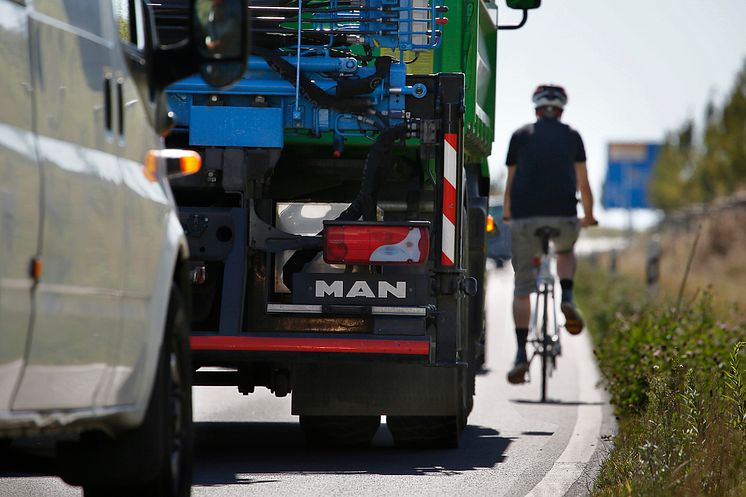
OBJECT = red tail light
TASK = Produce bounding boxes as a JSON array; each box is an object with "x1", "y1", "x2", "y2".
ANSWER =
[{"x1": 323, "y1": 222, "x2": 430, "y2": 265}]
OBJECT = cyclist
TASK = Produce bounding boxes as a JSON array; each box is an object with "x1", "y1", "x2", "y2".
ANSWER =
[{"x1": 502, "y1": 84, "x2": 597, "y2": 385}]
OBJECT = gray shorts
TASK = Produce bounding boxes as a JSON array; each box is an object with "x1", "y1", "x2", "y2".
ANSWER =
[{"x1": 510, "y1": 216, "x2": 580, "y2": 296}]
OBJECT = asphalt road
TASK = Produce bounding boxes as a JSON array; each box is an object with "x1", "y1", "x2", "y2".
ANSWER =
[{"x1": 0, "y1": 266, "x2": 615, "y2": 497}]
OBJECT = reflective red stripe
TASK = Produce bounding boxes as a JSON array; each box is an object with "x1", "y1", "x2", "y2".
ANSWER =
[
  {"x1": 190, "y1": 336, "x2": 430, "y2": 355},
  {"x1": 444, "y1": 133, "x2": 458, "y2": 151},
  {"x1": 442, "y1": 180, "x2": 457, "y2": 224}
]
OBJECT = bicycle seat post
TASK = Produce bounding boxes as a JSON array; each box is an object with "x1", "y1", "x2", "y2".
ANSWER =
[
  {"x1": 540, "y1": 233, "x2": 550, "y2": 256},
  {"x1": 535, "y1": 226, "x2": 560, "y2": 256}
]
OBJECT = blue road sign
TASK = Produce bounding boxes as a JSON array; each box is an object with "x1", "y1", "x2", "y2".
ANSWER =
[{"x1": 602, "y1": 143, "x2": 661, "y2": 209}]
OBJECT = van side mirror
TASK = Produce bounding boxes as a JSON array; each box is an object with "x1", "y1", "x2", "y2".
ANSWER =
[
  {"x1": 114, "y1": 0, "x2": 249, "y2": 133},
  {"x1": 193, "y1": 0, "x2": 250, "y2": 88},
  {"x1": 141, "y1": 0, "x2": 249, "y2": 93},
  {"x1": 506, "y1": 0, "x2": 541, "y2": 9}
]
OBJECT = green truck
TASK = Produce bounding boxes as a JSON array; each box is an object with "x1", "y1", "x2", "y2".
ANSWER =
[{"x1": 160, "y1": 0, "x2": 540, "y2": 448}]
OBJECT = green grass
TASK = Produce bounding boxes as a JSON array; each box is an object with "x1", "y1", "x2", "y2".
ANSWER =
[{"x1": 575, "y1": 260, "x2": 746, "y2": 497}]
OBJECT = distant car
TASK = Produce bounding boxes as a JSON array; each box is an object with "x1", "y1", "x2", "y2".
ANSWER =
[
  {"x1": 487, "y1": 204, "x2": 512, "y2": 267},
  {"x1": 0, "y1": 1, "x2": 246, "y2": 495}
]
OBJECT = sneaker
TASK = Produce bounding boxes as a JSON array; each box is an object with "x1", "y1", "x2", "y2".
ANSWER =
[
  {"x1": 561, "y1": 301, "x2": 585, "y2": 335},
  {"x1": 507, "y1": 349, "x2": 529, "y2": 385}
]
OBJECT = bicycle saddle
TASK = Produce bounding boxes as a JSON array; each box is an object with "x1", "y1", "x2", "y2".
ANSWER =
[{"x1": 534, "y1": 226, "x2": 561, "y2": 240}]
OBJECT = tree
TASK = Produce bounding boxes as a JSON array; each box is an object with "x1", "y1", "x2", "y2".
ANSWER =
[
  {"x1": 649, "y1": 58, "x2": 746, "y2": 210},
  {"x1": 649, "y1": 120, "x2": 697, "y2": 211}
]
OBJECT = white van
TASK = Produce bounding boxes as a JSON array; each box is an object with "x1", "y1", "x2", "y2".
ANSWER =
[{"x1": 0, "y1": 1, "x2": 246, "y2": 495}]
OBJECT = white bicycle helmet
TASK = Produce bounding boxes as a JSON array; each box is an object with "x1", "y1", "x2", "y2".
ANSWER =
[{"x1": 532, "y1": 84, "x2": 568, "y2": 109}]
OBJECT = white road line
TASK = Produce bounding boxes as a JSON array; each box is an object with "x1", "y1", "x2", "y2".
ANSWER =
[{"x1": 525, "y1": 333, "x2": 604, "y2": 497}]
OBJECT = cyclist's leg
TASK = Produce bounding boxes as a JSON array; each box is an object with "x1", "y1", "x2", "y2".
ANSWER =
[
  {"x1": 508, "y1": 293, "x2": 532, "y2": 384},
  {"x1": 556, "y1": 252, "x2": 576, "y2": 282},
  {"x1": 507, "y1": 219, "x2": 540, "y2": 384},
  {"x1": 555, "y1": 218, "x2": 579, "y2": 302},
  {"x1": 552, "y1": 217, "x2": 584, "y2": 334}
]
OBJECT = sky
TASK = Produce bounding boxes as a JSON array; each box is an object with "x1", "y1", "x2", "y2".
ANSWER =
[{"x1": 489, "y1": 0, "x2": 746, "y2": 229}]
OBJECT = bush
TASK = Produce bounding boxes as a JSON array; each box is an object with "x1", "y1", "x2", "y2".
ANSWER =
[{"x1": 575, "y1": 260, "x2": 746, "y2": 496}]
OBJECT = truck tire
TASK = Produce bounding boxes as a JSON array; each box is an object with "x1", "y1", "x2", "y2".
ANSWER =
[
  {"x1": 388, "y1": 368, "x2": 469, "y2": 448},
  {"x1": 386, "y1": 415, "x2": 461, "y2": 449},
  {"x1": 465, "y1": 367, "x2": 475, "y2": 422},
  {"x1": 76, "y1": 286, "x2": 193, "y2": 497},
  {"x1": 300, "y1": 415, "x2": 381, "y2": 448}
]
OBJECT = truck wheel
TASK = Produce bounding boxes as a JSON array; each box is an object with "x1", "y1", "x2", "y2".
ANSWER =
[
  {"x1": 475, "y1": 313, "x2": 487, "y2": 371},
  {"x1": 300, "y1": 415, "x2": 381, "y2": 448},
  {"x1": 388, "y1": 368, "x2": 469, "y2": 448},
  {"x1": 386, "y1": 415, "x2": 461, "y2": 449},
  {"x1": 79, "y1": 286, "x2": 193, "y2": 497},
  {"x1": 465, "y1": 367, "x2": 475, "y2": 422}
]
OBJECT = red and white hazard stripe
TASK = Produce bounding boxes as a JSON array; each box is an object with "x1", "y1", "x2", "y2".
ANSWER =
[{"x1": 441, "y1": 133, "x2": 458, "y2": 265}]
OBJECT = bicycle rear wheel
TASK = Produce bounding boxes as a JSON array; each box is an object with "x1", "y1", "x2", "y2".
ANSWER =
[{"x1": 539, "y1": 286, "x2": 550, "y2": 403}]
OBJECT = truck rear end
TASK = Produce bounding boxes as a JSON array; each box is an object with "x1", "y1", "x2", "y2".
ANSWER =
[{"x1": 162, "y1": 0, "x2": 539, "y2": 447}]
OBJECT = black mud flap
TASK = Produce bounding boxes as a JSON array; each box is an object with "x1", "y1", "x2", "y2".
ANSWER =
[{"x1": 291, "y1": 363, "x2": 461, "y2": 416}]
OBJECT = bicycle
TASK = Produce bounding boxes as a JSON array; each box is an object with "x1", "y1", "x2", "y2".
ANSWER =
[{"x1": 527, "y1": 226, "x2": 562, "y2": 403}]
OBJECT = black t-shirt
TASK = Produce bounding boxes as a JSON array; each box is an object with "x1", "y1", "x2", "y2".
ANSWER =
[{"x1": 505, "y1": 118, "x2": 586, "y2": 219}]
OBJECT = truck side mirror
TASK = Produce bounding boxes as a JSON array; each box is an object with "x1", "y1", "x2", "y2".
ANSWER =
[
  {"x1": 499, "y1": 0, "x2": 540, "y2": 30},
  {"x1": 506, "y1": 0, "x2": 541, "y2": 9},
  {"x1": 193, "y1": 0, "x2": 250, "y2": 88}
]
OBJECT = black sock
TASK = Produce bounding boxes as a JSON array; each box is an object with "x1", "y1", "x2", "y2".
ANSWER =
[
  {"x1": 515, "y1": 328, "x2": 529, "y2": 348},
  {"x1": 560, "y1": 279, "x2": 574, "y2": 303}
]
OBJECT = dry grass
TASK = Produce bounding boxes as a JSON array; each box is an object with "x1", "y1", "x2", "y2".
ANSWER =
[{"x1": 613, "y1": 201, "x2": 746, "y2": 314}]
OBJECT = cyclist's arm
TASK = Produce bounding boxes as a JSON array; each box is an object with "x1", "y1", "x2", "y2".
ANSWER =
[
  {"x1": 575, "y1": 161, "x2": 597, "y2": 226},
  {"x1": 503, "y1": 165, "x2": 516, "y2": 221}
]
